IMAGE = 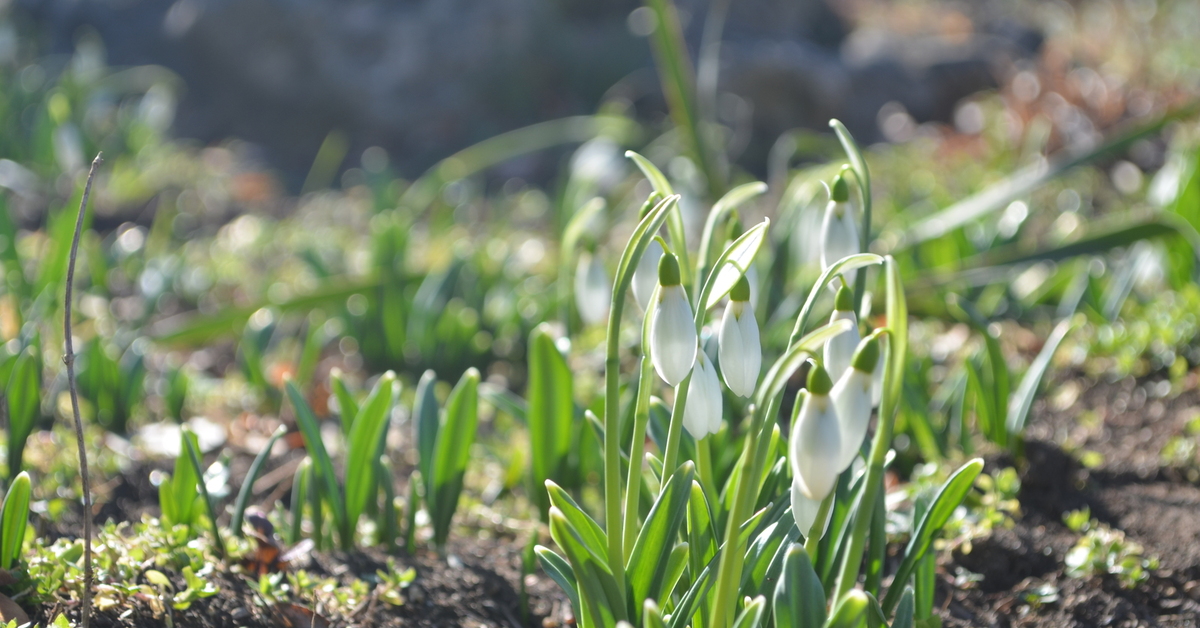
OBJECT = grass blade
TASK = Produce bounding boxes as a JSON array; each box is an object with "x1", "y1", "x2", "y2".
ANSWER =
[
  {"x1": 773, "y1": 544, "x2": 826, "y2": 628},
  {"x1": 1007, "y1": 317, "x2": 1075, "y2": 437},
  {"x1": 528, "y1": 325, "x2": 574, "y2": 517},
  {"x1": 0, "y1": 472, "x2": 31, "y2": 570},
  {"x1": 286, "y1": 380, "x2": 348, "y2": 548},
  {"x1": 231, "y1": 425, "x2": 287, "y2": 537},
  {"x1": 626, "y1": 461, "x2": 695, "y2": 613},
  {"x1": 429, "y1": 368, "x2": 479, "y2": 548},
  {"x1": 344, "y1": 372, "x2": 397, "y2": 533},
  {"x1": 6, "y1": 349, "x2": 40, "y2": 480}
]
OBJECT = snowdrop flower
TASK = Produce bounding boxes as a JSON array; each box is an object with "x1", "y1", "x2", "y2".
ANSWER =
[
  {"x1": 824, "y1": 285, "x2": 860, "y2": 380},
  {"x1": 718, "y1": 276, "x2": 761, "y2": 397},
  {"x1": 650, "y1": 252, "x2": 697, "y2": 386},
  {"x1": 789, "y1": 364, "x2": 842, "y2": 502},
  {"x1": 820, "y1": 174, "x2": 859, "y2": 273},
  {"x1": 792, "y1": 479, "x2": 832, "y2": 535},
  {"x1": 575, "y1": 250, "x2": 611, "y2": 326},
  {"x1": 632, "y1": 239, "x2": 664, "y2": 312},
  {"x1": 831, "y1": 336, "x2": 880, "y2": 471},
  {"x1": 683, "y1": 349, "x2": 723, "y2": 439}
]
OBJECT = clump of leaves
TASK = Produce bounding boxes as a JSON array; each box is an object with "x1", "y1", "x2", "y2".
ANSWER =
[
  {"x1": 1063, "y1": 508, "x2": 1159, "y2": 588},
  {"x1": 1160, "y1": 412, "x2": 1200, "y2": 482},
  {"x1": 25, "y1": 517, "x2": 224, "y2": 614},
  {"x1": 943, "y1": 467, "x2": 1022, "y2": 555}
]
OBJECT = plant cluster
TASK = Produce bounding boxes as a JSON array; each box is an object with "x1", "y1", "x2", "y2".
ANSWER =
[{"x1": 1063, "y1": 508, "x2": 1159, "y2": 589}]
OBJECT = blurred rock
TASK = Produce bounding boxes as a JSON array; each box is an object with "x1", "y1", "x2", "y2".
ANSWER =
[{"x1": 18, "y1": 0, "x2": 1039, "y2": 184}]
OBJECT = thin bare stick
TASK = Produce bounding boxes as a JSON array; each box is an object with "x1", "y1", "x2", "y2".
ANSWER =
[{"x1": 64, "y1": 153, "x2": 101, "y2": 628}]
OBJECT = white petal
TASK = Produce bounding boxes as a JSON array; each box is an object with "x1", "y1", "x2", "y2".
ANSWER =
[
  {"x1": 831, "y1": 368, "x2": 873, "y2": 471},
  {"x1": 820, "y1": 200, "x2": 860, "y2": 270},
  {"x1": 789, "y1": 394, "x2": 842, "y2": 501},
  {"x1": 632, "y1": 240, "x2": 664, "y2": 312},
  {"x1": 744, "y1": 265, "x2": 760, "y2": 308},
  {"x1": 791, "y1": 480, "x2": 820, "y2": 533},
  {"x1": 736, "y1": 304, "x2": 762, "y2": 395},
  {"x1": 651, "y1": 286, "x2": 697, "y2": 386},
  {"x1": 683, "y1": 377, "x2": 709, "y2": 440},
  {"x1": 718, "y1": 301, "x2": 761, "y2": 398},
  {"x1": 791, "y1": 480, "x2": 834, "y2": 536},
  {"x1": 575, "y1": 253, "x2": 611, "y2": 325},
  {"x1": 823, "y1": 310, "x2": 859, "y2": 379},
  {"x1": 701, "y1": 352, "x2": 724, "y2": 435}
]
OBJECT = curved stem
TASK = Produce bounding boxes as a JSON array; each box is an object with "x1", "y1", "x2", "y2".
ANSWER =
[
  {"x1": 622, "y1": 301, "x2": 658, "y2": 558},
  {"x1": 660, "y1": 373, "x2": 693, "y2": 484},
  {"x1": 65, "y1": 153, "x2": 101, "y2": 628}
]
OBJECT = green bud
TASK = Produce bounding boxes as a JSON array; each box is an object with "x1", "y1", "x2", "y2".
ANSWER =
[
  {"x1": 639, "y1": 191, "x2": 665, "y2": 219},
  {"x1": 834, "y1": 285, "x2": 854, "y2": 312},
  {"x1": 831, "y1": 174, "x2": 850, "y2": 203},
  {"x1": 851, "y1": 336, "x2": 880, "y2": 373},
  {"x1": 806, "y1": 361, "x2": 833, "y2": 396},
  {"x1": 658, "y1": 252, "x2": 682, "y2": 287},
  {"x1": 730, "y1": 275, "x2": 751, "y2": 302}
]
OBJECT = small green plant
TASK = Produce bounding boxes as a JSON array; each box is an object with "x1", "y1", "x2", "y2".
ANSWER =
[
  {"x1": 4, "y1": 346, "x2": 42, "y2": 480},
  {"x1": 157, "y1": 431, "x2": 204, "y2": 532},
  {"x1": 76, "y1": 337, "x2": 145, "y2": 434},
  {"x1": 0, "y1": 472, "x2": 32, "y2": 570},
  {"x1": 413, "y1": 368, "x2": 480, "y2": 550},
  {"x1": 942, "y1": 467, "x2": 1022, "y2": 555},
  {"x1": 286, "y1": 371, "x2": 397, "y2": 549},
  {"x1": 1063, "y1": 507, "x2": 1159, "y2": 588}
]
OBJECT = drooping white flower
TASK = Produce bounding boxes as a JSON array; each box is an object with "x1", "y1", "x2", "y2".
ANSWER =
[
  {"x1": 824, "y1": 285, "x2": 860, "y2": 380},
  {"x1": 632, "y1": 239, "x2": 664, "y2": 312},
  {"x1": 789, "y1": 365, "x2": 842, "y2": 502},
  {"x1": 718, "y1": 277, "x2": 761, "y2": 398},
  {"x1": 650, "y1": 252, "x2": 697, "y2": 386},
  {"x1": 683, "y1": 349, "x2": 723, "y2": 439},
  {"x1": 831, "y1": 336, "x2": 880, "y2": 471},
  {"x1": 575, "y1": 250, "x2": 611, "y2": 326},
  {"x1": 820, "y1": 174, "x2": 860, "y2": 272}
]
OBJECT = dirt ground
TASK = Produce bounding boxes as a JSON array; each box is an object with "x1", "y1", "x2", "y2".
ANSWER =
[{"x1": 938, "y1": 374, "x2": 1200, "y2": 627}]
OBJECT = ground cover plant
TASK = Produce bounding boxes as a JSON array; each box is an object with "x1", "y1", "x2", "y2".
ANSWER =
[{"x1": 1, "y1": 0, "x2": 1200, "y2": 626}]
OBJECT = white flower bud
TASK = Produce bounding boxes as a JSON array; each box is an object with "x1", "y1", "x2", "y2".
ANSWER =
[
  {"x1": 832, "y1": 336, "x2": 881, "y2": 471},
  {"x1": 650, "y1": 254, "x2": 697, "y2": 386},
  {"x1": 575, "y1": 251, "x2": 610, "y2": 326},
  {"x1": 717, "y1": 279, "x2": 761, "y2": 398},
  {"x1": 632, "y1": 239, "x2": 664, "y2": 312},
  {"x1": 820, "y1": 175, "x2": 860, "y2": 272},
  {"x1": 789, "y1": 367, "x2": 842, "y2": 502},
  {"x1": 792, "y1": 479, "x2": 833, "y2": 535},
  {"x1": 683, "y1": 349, "x2": 723, "y2": 439},
  {"x1": 824, "y1": 286, "x2": 859, "y2": 380}
]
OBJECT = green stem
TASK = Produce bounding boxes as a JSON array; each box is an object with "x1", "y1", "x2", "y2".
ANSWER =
[
  {"x1": 602, "y1": 352, "x2": 626, "y2": 596},
  {"x1": 695, "y1": 435, "x2": 716, "y2": 506},
  {"x1": 622, "y1": 302, "x2": 658, "y2": 558},
  {"x1": 803, "y1": 491, "x2": 835, "y2": 558},
  {"x1": 643, "y1": 0, "x2": 725, "y2": 201},
  {"x1": 660, "y1": 373, "x2": 693, "y2": 485}
]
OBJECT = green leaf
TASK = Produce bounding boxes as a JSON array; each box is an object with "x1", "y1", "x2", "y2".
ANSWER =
[
  {"x1": 549, "y1": 509, "x2": 627, "y2": 627},
  {"x1": 644, "y1": 599, "x2": 667, "y2": 628},
  {"x1": 0, "y1": 471, "x2": 31, "y2": 569},
  {"x1": 659, "y1": 541, "x2": 690, "y2": 604},
  {"x1": 330, "y1": 370, "x2": 360, "y2": 436},
  {"x1": 892, "y1": 587, "x2": 915, "y2": 628},
  {"x1": 412, "y1": 370, "x2": 439, "y2": 497},
  {"x1": 865, "y1": 592, "x2": 888, "y2": 628},
  {"x1": 345, "y1": 372, "x2": 397, "y2": 532},
  {"x1": 828, "y1": 590, "x2": 869, "y2": 628},
  {"x1": 732, "y1": 595, "x2": 767, "y2": 628},
  {"x1": 546, "y1": 481, "x2": 608, "y2": 566},
  {"x1": 626, "y1": 151, "x2": 675, "y2": 197},
  {"x1": 528, "y1": 324, "x2": 574, "y2": 517},
  {"x1": 774, "y1": 544, "x2": 826, "y2": 628},
  {"x1": 755, "y1": 318, "x2": 856, "y2": 409},
  {"x1": 696, "y1": 181, "x2": 769, "y2": 290},
  {"x1": 703, "y1": 218, "x2": 770, "y2": 310},
  {"x1": 478, "y1": 383, "x2": 527, "y2": 423},
  {"x1": 791, "y1": 254, "x2": 884, "y2": 343},
  {"x1": 882, "y1": 458, "x2": 983, "y2": 614},
  {"x1": 165, "y1": 430, "x2": 200, "y2": 528},
  {"x1": 232, "y1": 425, "x2": 287, "y2": 537},
  {"x1": 6, "y1": 349, "x2": 40, "y2": 480},
  {"x1": 1007, "y1": 317, "x2": 1074, "y2": 436},
  {"x1": 182, "y1": 427, "x2": 226, "y2": 559},
  {"x1": 429, "y1": 368, "x2": 479, "y2": 547},
  {"x1": 626, "y1": 461, "x2": 695, "y2": 613},
  {"x1": 536, "y1": 545, "x2": 582, "y2": 621},
  {"x1": 286, "y1": 381, "x2": 348, "y2": 547}
]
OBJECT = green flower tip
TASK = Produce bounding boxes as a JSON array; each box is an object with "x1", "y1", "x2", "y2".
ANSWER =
[
  {"x1": 851, "y1": 336, "x2": 880, "y2": 373},
  {"x1": 834, "y1": 284, "x2": 854, "y2": 311},
  {"x1": 639, "y1": 191, "x2": 664, "y2": 219},
  {"x1": 831, "y1": 174, "x2": 850, "y2": 203},
  {"x1": 658, "y1": 252, "x2": 682, "y2": 287},
  {"x1": 807, "y1": 361, "x2": 833, "y2": 396},
  {"x1": 730, "y1": 275, "x2": 751, "y2": 302}
]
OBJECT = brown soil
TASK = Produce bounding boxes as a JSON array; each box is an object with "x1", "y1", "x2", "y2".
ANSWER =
[{"x1": 938, "y1": 375, "x2": 1200, "y2": 627}]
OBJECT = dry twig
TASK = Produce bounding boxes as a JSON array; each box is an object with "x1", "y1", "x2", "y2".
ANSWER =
[{"x1": 64, "y1": 153, "x2": 101, "y2": 628}]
